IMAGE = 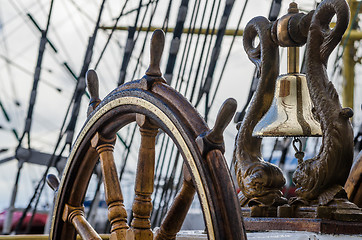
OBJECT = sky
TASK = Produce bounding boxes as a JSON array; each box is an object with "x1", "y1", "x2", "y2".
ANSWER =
[{"x1": 0, "y1": 0, "x2": 361, "y2": 213}]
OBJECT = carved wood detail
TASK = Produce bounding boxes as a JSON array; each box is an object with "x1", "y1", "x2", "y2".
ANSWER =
[
  {"x1": 91, "y1": 132, "x2": 129, "y2": 239},
  {"x1": 127, "y1": 114, "x2": 159, "y2": 240}
]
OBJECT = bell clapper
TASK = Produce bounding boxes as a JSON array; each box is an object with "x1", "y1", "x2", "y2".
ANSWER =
[{"x1": 292, "y1": 137, "x2": 305, "y2": 165}]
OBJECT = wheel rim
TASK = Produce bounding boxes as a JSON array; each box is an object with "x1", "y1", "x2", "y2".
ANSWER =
[{"x1": 51, "y1": 85, "x2": 218, "y2": 239}]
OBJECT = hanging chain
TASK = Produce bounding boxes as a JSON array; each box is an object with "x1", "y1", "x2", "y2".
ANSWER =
[{"x1": 292, "y1": 137, "x2": 305, "y2": 165}]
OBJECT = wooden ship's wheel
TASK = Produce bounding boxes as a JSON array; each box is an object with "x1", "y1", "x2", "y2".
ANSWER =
[{"x1": 48, "y1": 30, "x2": 246, "y2": 240}]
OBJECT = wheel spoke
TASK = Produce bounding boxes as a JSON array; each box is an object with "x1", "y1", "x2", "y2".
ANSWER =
[
  {"x1": 128, "y1": 115, "x2": 158, "y2": 240},
  {"x1": 62, "y1": 204, "x2": 101, "y2": 240},
  {"x1": 155, "y1": 166, "x2": 196, "y2": 240},
  {"x1": 91, "y1": 132, "x2": 129, "y2": 239}
]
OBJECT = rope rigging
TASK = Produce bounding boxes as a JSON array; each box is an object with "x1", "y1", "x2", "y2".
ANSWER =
[
  {"x1": 172, "y1": 0, "x2": 202, "y2": 89},
  {"x1": 188, "y1": 0, "x2": 222, "y2": 104},
  {"x1": 174, "y1": 0, "x2": 205, "y2": 91},
  {"x1": 209, "y1": 0, "x2": 249, "y2": 108},
  {"x1": 94, "y1": 0, "x2": 130, "y2": 69},
  {"x1": 183, "y1": 0, "x2": 220, "y2": 97},
  {"x1": 14, "y1": 0, "x2": 107, "y2": 233},
  {"x1": 17, "y1": 0, "x2": 55, "y2": 149},
  {"x1": 130, "y1": 0, "x2": 162, "y2": 81},
  {"x1": 195, "y1": 0, "x2": 235, "y2": 110},
  {"x1": 2, "y1": 0, "x2": 56, "y2": 234},
  {"x1": 117, "y1": 0, "x2": 144, "y2": 86},
  {"x1": 164, "y1": 0, "x2": 190, "y2": 84},
  {"x1": 3, "y1": 0, "x2": 350, "y2": 234}
]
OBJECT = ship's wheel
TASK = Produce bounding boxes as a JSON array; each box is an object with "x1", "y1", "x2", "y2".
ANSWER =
[{"x1": 48, "y1": 30, "x2": 246, "y2": 240}]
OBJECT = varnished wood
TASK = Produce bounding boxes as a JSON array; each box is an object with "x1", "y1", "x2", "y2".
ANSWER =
[
  {"x1": 91, "y1": 132, "x2": 129, "y2": 240},
  {"x1": 145, "y1": 29, "x2": 165, "y2": 77},
  {"x1": 46, "y1": 174, "x2": 60, "y2": 191},
  {"x1": 345, "y1": 152, "x2": 362, "y2": 207},
  {"x1": 62, "y1": 204, "x2": 101, "y2": 240},
  {"x1": 86, "y1": 69, "x2": 101, "y2": 116},
  {"x1": 51, "y1": 30, "x2": 247, "y2": 240},
  {"x1": 196, "y1": 98, "x2": 237, "y2": 156},
  {"x1": 127, "y1": 115, "x2": 158, "y2": 240},
  {"x1": 155, "y1": 167, "x2": 196, "y2": 240}
]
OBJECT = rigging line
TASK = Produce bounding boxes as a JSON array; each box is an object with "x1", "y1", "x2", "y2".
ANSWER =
[
  {"x1": 94, "y1": 0, "x2": 130, "y2": 69},
  {"x1": 122, "y1": 0, "x2": 157, "y2": 17},
  {"x1": 119, "y1": 124, "x2": 137, "y2": 181},
  {"x1": 18, "y1": 0, "x2": 55, "y2": 149},
  {"x1": 67, "y1": 0, "x2": 99, "y2": 44},
  {"x1": 158, "y1": 157, "x2": 183, "y2": 227},
  {"x1": 161, "y1": 0, "x2": 173, "y2": 30},
  {"x1": 268, "y1": 139, "x2": 279, "y2": 162},
  {"x1": 195, "y1": 0, "x2": 236, "y2": 108},
  {"x1": 0, "y1": 4, "x2": 20, "y2": 108},
  {"x1": 151, "y1": 145, "x2": 177, "y2": 225},
  {"x1": 68, "y1": 0, "x2": 95, "y2": 23},
  {"x1": 0, "y1": 100, "x2": 19, "y2": 140},
  {"x1": 63, "y1": 61, "x2": 127, "y2": 148},
  {"x1": 14, "y1": 6, "x2": 108, "y2": 228},
  {"x1": 64, "y1": 0, "x2": 107, "y2": 146},
  {"x1": 197, "y1": 0, "x2": 224, "y2": 101},
  {"x1": 187, "y1": 0, "x2": 219, "y2": 103},
  {"x1": 0, "y1": 54, "x2": 62, "y2": 92},
  {"x1": 234, "y1": 0, "x2": 283, "y2": 124},
  {"x1": 153, "y1": 134, "x2": 168, "y2": 186},
  {"x1": 60, "y1": 0, "x2": 88, "y2": 45},
  {"x1": 163, "y1": 0, "x2": 190, "y2": 85},
  {"x1": 152, "y1": 2, "x2": 198, "y2": 223},
  {"x1": 122, "y1": 0, "x2": 159, "y2": 82},
  {"x1": 152, "y1": 1, "x2": 197, "y2": 222},
  {"x1": 0, "y1": 0, "x2": 45, "y2": 44},
  {"x1": 172, "y1": 0, "x2": 201, "y2": 89},
  {"x1": 14, "y1": 142, "x2": 68, "y2": 233},
  {"x1": 42, "y1": 26, "x2": 78, "y2": 68},
  {"x1": 130, "y1": 0, "x2": 162, "y2": 81},
  {"x1": 26, "y1": 13, "x2": 58, "y2": 53},
  {"x1": 209, "y1": 0, "x2": 249, "y2": 108},
  {"x1": 25, "y1": 173, "x2": 46, "y2": 234},
  {"x1": 8, "y1": 1, "x2": 58, "y2": 53},
  {"x1": 6, "y1": 2, "x2": 85, "y2": 89},
  {"x1": 117, "y1": 0, "x2": 144, "y2": 86},
  {"x1": 86, "y1": 170, "x2": 103, "y2": 219},
  {"x1": 156, "y1": 151, "x2": 181, "y2": 226},
  {"x1": 7, "y1": 0, "x2": 79, "y2": 141},
  {"x1": 174, "y1": 0, "x2": 203, "y2": 91},
  {"x1": 151, "y1": 135, "x2": 171, "y2": 221},
  {"x1": 8, "y1": 1, "x2": 46, "y2": 38},
  {"x1": 184, "y1": 0, "x2": 220, "y2": 97},
  {"x1": 127, "y1": 0, "x2": 160, "y2": 79},
  {"x1": 177, "y1": 0, "x2": 213, "y2": 93},
  {"x1": 0, "y1": 0, "x2": 39, "y2": 26}
]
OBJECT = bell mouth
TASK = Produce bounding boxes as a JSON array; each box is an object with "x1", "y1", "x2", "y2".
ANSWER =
[{"x1": 252, "y1": 73, "x2": 322, "y2": 138}]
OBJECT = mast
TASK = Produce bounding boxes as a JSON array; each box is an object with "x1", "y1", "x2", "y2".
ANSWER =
[
  {"x1": 2, "y1": 0, "x2": 55, "y2": 234},
  {"x1": 342, "y1": 0, "x2": 360, "y2": 113},
  {"x1": 12, "y1": 0, "x2": 107, "y2": 233}
]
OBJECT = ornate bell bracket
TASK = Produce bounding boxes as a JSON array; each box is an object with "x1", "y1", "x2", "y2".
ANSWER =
[{"x1": 235, "y1": 0, "x2": 361, "y2": 220}]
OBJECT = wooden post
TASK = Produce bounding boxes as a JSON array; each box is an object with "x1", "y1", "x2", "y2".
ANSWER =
[
  {"x1": 91, "y1": 133, "x2": 128, "y2": 239},
  {"x1": 127, "y1": 115, "x2": 158, "y2": 240},
  {"x1": 342, "y1": 0, "x2": 357, "y2": 111},
  {"x1": 62, "y1": 204, "x2": 101, "y2": 240},
  {"x1": 155, "y1": 166, "x2": 196, "y2": 240}
]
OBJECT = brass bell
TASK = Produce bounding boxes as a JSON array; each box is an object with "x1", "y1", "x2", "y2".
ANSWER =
[{"x1": 253, "y1": 47, "x2": 322, "y2": 137}]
